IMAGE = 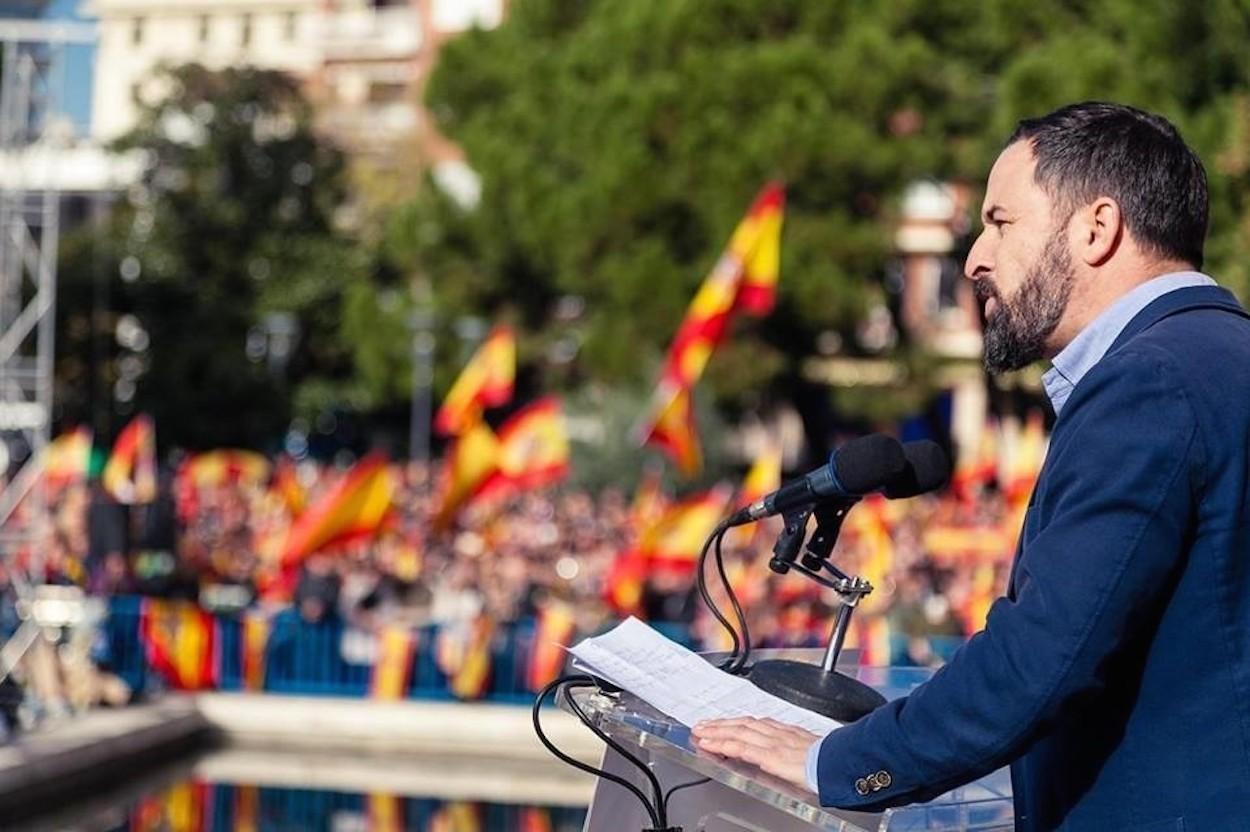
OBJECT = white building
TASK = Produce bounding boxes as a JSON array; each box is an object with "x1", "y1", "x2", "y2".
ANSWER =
[{"x1": 85, "y1": 0, "x2": 504, "y2": 158}]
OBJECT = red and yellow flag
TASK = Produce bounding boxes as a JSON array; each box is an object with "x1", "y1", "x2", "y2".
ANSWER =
[
  {"x1": 43, "y1": 426, "x2": 92, "y2": 488},
  {"x1": 604, "y1": 549, "x2": 647, "y2": 616},
  {"x1": 519, "y1": 807, "x2": 553, "y2": 832},
  {"x1": 272, "y1": 456, "x2": 307, "y2": 517},
  {"x1": 178, "y1": 449, "x2": 269, "y2": 489},
  {"x1": 659, "y1": 183, "x2": 786, "y2": 387},
  {"x1": 434, "y1": 325, "x2": 516, "y2": 436},
  {"x1": 369, "y1": 793, "x2": 404, "y2": 832},
  {"x1": 437, "y1": 616, "x2": 495, "y2": 701},
  {"x1": 952, "y1": 417, "x2": 999, "y2": 502},
  {"x1": 477, "y1": 397, "x2": 570, "y2": 501},
  {"x1": 233, "y1": 785, "x2": 259, "y2": 832},
  {"x1": 429, "y1": 802, "x2": 481, "y2": 832},
  {"x1": 630, "y1": 463, "x2": 669, "y2": 536},
  {"x1": 638, "y1": 485, "x2": 733, "y2": 571},
  {"x1": 241, "y1": 613, "x2": 269, "y2": 692},
  {"x1": 103, "y1": 415, "x2": 157, "y2": 504},
  {"x1": 728, "y1": 440, "x2": 782, "y2": 547},
  {"x1": 139, "y1": 599, "x2": 217, "y2": 691},
  {"x1": 433, "y1": 415, "x2": 501, "y2": 530},
  {"x1": 1005, "y1": 410, "x2": 1047, "y2": 508},
  {"x1": 733, "y1": 181, "x2": 785, "y2": 316},
  {"x1": 370, "y1": 627, "x2": 416, "y2": 700},
  {"x1": 527, "y1": 600, "x2": 575, "y2": 691},
  {"x1": 280, "y1": 454, "x2": 395, "y2": 567},
  {"x1": 637, "y1": 383, "x2": 701, "y2": 479}
]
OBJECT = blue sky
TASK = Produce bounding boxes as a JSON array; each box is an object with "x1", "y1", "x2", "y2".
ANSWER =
[{"x1": 0, "y1": 0, "x2": 97, "y2": 134}]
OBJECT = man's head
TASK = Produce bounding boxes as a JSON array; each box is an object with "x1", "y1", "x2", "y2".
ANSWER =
[{"x1": 965, "y1": 102, "x2": 1209, "y2": 374}]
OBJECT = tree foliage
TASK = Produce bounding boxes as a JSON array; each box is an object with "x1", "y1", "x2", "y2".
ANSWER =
[
  {"x1": 388, "y1": 0, "x2": 1250, "y2": 418},
  {"x1": 57, "y1": 65, "x2": 371, "y2": 449}
]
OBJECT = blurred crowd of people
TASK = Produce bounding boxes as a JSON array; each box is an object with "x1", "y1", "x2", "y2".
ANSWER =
[{"x1": 3, "y1": 453, "x2": 1021, "y2": 672}]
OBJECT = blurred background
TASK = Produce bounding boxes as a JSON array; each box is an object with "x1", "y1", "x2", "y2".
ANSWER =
[{"x1": 1, "y1": 0, "x2": 1249, "y2": 829}]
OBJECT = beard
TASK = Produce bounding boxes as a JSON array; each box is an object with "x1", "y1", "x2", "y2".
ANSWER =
[{"x1": 975, "y1": 230, "x2": 1076, "y2": 375}]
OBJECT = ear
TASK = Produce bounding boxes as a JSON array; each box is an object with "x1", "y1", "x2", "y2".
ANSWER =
[{"x1": 1072, "y1": 197, "x2": 1122, "y2": 266}]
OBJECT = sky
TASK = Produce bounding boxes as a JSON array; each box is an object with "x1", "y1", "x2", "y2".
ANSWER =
[{"x1": 0, "y1": 0, "x2": 96, "y2": 135}]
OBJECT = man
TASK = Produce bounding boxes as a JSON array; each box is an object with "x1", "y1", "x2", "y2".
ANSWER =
[{"x1": 693, "y1": 102, "x2": 1250, "y2": 830}]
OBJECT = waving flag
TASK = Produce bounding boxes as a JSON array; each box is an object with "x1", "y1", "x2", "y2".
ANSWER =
[
  {"x1": 659, "y1": 183, "x2": 786, "y2": 387},
  {"x1": 433, "y1": 414, "x2": 501, "y2": 530},
  {"x1": 639, "y1": 184, "x2": 785, "y2": 477},
  {"x1": 638, "y1": 485, "x2": 734, "y2": 571},
  {"x1": 102, "y1": 415, "x2": 157, "y2": 504},
  {"x1": 728, "y1": 440, "x2": 782, "y2": 547},
  {"x1": 637, "y1": 383, "x2": 701, "y2": 479},
  {"x1": 179, "y1": 449, "x2": 270, "y2": 489},
  {"x1": 477, "y1": 397, "x2": 570, "y2": 500},
  {"x1": 43, "y1": 426, "x2": 92, "y2": 488},
  {"x1": 280, "y1": 454, "x2": 395, "y2": 567},
  {"x1": 434, "y1": 325, "x2": 516, "y2": 436}
]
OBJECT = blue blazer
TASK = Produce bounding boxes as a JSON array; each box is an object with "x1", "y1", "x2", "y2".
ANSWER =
[{"x1": 816, "y1": 286, "x2": 1250, "y2": 830}]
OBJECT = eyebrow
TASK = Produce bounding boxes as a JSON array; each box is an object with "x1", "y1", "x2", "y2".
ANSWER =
[{"x1": 981, "y1": 204, "x2": 1007, "y2": 224}]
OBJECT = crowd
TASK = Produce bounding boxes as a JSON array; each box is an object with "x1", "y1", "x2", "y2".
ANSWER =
[{"x1": 2, "y1": 449, "x2": 1023, "y2": 685}]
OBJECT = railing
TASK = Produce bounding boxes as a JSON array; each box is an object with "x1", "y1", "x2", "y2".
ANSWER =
[{"x1": 104, "y1": 596, "x2": 697, "y2": 703}]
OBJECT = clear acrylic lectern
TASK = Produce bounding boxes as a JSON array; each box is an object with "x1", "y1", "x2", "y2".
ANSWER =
[{"x1": 564, "y1": 648, "x2": 1014, "y2": 832}]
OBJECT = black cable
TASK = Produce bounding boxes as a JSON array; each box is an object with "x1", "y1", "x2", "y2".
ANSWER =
[
  {"x1": 662, "y1": 776, "x2": 711, "y2": 815},
  {"x1": 564, "y1": 679, "x2": 668, "y2": 826},
  {"x1": 713, "y1": 527, "x2": 752, "y2": 675},
  {"x1": 696, "y1": 521, "x2": 742, "y2": 671},
  {"x1": 532, "y1": 674, "x2": 664, "y2": 829}
]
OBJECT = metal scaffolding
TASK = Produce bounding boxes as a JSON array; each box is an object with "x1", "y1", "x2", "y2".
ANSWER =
[{"x1": 0, "y1": 20, "x2": 95, "y2": 565}]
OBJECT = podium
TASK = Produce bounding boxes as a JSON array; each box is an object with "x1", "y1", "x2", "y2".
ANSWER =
[{"x1": 564, "y1": 648, "x2": 1014, "y2": 832}]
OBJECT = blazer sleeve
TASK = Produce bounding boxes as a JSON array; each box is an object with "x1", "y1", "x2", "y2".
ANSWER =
[{"x1": 815, "y1": 348, "x2": 1203, "y2": 809}]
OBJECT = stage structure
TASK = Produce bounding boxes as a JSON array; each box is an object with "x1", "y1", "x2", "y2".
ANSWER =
[{"x1": 0, "y1": 19, "x2": 95, "y2": 563}]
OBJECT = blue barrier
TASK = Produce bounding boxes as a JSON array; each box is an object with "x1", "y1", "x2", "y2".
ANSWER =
[{"x1": 104, "y1": 596, "x2": 700, "y2": 703}]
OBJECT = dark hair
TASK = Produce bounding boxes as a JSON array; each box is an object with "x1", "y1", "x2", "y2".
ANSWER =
[{"x1": 1009, "y1": 102, "x2": 1208, "y2": 269}]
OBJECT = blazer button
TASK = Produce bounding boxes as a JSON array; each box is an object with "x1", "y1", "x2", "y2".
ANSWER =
[
  {"x1": 855, "y1": 778, "x2": 870, "y2": 796},
  {"x1": 877, "y1": 770, "x2": 892, "y2": 789},
  {"x1": 865, "y1": 773, "x2": 880, "y2": 791}
]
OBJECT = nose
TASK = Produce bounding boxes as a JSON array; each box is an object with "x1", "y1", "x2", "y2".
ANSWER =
[{"x1": 964, "y1": 228, "x2": 993, "y2": 282}]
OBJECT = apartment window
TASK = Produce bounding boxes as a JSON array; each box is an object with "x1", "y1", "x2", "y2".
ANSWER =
[
  {"x1": 240, "y1": 14, "x2": 252, "y2": 48},
  {"x1": 284, "y1": 11, "x2": 298, "y2": 41},
  {"x1": 131, "y1": 17, "x2": 144, "y2": 46},
  {"x1": 198, "y1": 15, "x2": 210, "y2": 44}
]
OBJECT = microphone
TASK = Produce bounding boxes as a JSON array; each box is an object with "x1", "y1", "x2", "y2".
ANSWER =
[
  {"x1": 726, "y1": 434, "x2": 906, "y2": 526},
  {"x1": 884, "y1": 440, "x2": 952, "y2": 498}
]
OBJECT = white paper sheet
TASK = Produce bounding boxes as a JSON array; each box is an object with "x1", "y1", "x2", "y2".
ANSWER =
[{"x1": 568, "y1": 616, "x2": 840, "y2": 734}]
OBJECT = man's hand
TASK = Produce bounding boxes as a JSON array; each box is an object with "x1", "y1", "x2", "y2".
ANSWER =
[{"x1": 691, "y1": 717, "x2": 820, "y2": 792}]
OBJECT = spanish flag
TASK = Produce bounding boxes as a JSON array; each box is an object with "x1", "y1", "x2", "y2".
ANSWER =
[
  {"x1": 952, "y1": 417, "x2": 999, "y2": 502},
  {"x1": 728, "y1": 440, "x2": 782, "y2": 547},
  {"x1": 103, "y1": 415, "x2": 157, "y2": 504},
  {"x1": 429, "y1": 802, "x2": 481, "y2": 832},
  {"x1": 637, "y1": 382, "x2": 702, "y2": 479},
  {"x1": 629, "y1": 463, "x2": 669, "y2": 535},
  {"x1": 433, "y1": 325, "x2": 516, "y2": 436},
  {"x1": 433, "y1": 414, "x2": 501, "y2": 530},
  {"x1": 272, "y1": 456, "x2": 307, "y2": 517},
  {"x1": 437, "y1": 616, "x2": 495, "y2": 701},
  {"x1": 138, "y1": 599, "x2": 217, "y2": 690},
  {"x1": 527, "y1": 599, "x2": 575, "y2": 692},
  {"x1": 1005, "y1": 410, "x2": 1048, "y2": 508},
  {"x1": 370, "y1": 627, "x2": 416, "y2": 700},
  {"x1": 368, "y1": 793, "x2": 404, "y2": 832},
  {"x1": 240, "y1": 613, "x2": 269, "y2": 692},
  {"x1": 477, "y1": 397, "x2": 570, "y2": 500},
  {"x1": 178, "y1": 449, "x2": 270, "y2": 489},
  {"x1": 280, "y1": 454, "x2": 395, "y2": 567},
  {"x1": 43, "y1": 426, "x2": 92, "y2": 488},
  {"x1": 733, "y1": 181, "x2": 785, "y2": 316},
  {"x1": 638, "y1": 485, "x2": 733, "y2": 571},
  {"x1": 659, "y1": 183, "x2": 786, "y2": 387}
]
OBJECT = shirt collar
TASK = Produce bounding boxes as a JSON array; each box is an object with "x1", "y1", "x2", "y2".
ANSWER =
[{"x1": 1041, "y1": 271, "x2": 1216, "y2": 416}]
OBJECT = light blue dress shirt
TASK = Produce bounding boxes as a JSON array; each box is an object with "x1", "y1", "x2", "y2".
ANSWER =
[{"x1": 803, "y1": 270, "x2": 1218, "y2": 793}]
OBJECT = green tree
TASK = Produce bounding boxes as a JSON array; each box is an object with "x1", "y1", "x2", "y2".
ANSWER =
[
  {"x1": 57, "y1": 65, "x2": 375, "y2": 449},
  {"x1": 384, "y1": 0, "x2": 1250, "y2": 428}
]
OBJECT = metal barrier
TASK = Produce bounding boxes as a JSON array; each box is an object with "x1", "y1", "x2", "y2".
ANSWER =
[{"x1": 104, "y1": 596, "x2": 698, "y2": 703}]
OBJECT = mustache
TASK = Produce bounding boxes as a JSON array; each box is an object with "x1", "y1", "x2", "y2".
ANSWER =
[{"x1": 973, "y1": 280, "x2": 1001, "y2": 305}]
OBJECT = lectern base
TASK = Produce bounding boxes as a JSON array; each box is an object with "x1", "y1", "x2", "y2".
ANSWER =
[{"x1": 749, "y1": 659, "x2": 887, "y2": 723}]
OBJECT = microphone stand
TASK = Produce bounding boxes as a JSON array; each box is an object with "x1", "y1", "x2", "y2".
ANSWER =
[{"x1": 747, "y1": 501, "x2": 888, "y2": 722}]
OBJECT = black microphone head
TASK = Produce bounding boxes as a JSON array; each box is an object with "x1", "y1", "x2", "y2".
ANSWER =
[
  {"x1": 830, "y1": 434, "x2": 907, "y2": 494},
  {"x1": 884, "y1": 440, "x2": 951, "y2": 498}
]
